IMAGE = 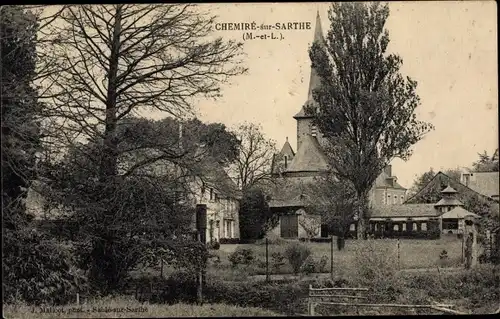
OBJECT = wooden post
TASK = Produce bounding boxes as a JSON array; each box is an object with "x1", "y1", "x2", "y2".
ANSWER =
[
  {"x1": 265, "y1": 238, "x2": 270, "y2": 282},
  {"x1": 196, "y1": 230, "x2": 203, "y2": 305},
  {"x1": 160, "y1": 258, "x2": 164, "y2": 279},
  {"x1": 397, "y1": 238, "x2": 401, "y2": 270},
  {"x1": 330, "y1": 235, "x2": 334, "y2": 279}
]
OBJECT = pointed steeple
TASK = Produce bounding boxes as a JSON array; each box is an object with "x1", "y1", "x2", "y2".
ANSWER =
[{"x1": 294, "y1": 10, "x2": 325, "y2": 120}]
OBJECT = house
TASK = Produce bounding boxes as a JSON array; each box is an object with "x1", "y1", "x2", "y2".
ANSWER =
[
  {"x1": 267, "y1": 11, "x2": 406, "y2": 240},
  {"x1": 369, "y1": 185, "x2": 480, "y2": 238},
  {"x1": 461, "y1": 171, "x2": 499, "y2": 201}
]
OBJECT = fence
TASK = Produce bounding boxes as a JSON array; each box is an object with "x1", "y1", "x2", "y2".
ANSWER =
[{"x1": 306, "y1": 285, "x2": 469, "y2": 316}]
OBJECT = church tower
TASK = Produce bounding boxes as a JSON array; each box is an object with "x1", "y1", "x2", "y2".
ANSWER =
[{"x1": 293, "y1": 11, "x2": 325, "y2": 151}]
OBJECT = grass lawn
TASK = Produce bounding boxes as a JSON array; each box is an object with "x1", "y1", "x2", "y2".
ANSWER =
[
  {"x1": 3, "y1": 296, "x2": 281, "y2": 318},
  {"x1": 130, "y1": 235, "x2": 465, "y2": 282},
  {"x1": 215, "y1": 234, "x2": 463, "y2": 272}
]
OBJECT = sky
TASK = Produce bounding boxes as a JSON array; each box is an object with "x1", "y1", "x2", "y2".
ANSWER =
[
  {"x1": 148, "y1": 1, "x2": 497, "y2": 189},
  {"x1": 39, "y1": 3, "x2": 497, "y2": 189}
]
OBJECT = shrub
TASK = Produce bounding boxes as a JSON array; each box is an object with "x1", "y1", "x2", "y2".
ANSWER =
[
  {"x1": 300, "y1": 256, "x2": 316, "y2": 275},
  {"x1": 228, "y1": 248, "x2": 254, "y2": 267},
  {"x1": 271, "y1": 252, "x2": 286, "y2": 273},
  {"x1": 284, "y1": 242, "x2": 312, "y2": 274},
  {"x1": 317, "y1": 255, "x2": 328, "y2": 273},
  {"x1": 439, "y1": 249, "x2": 448, "y2": 260},
  {"x1": 209, "y1": 241, "x2": 220, "y2": 250},
  {"x1": 3, "y1": 228, "x2": 87, "y2": 305}
]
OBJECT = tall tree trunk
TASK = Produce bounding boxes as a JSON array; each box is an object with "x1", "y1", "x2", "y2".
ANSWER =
[
  {"x1": 356, "y1": 191, "x2": 368, "y2": 240},
  {"x1": 100, "y1": 5, "x2": 122, "y2": 180}
]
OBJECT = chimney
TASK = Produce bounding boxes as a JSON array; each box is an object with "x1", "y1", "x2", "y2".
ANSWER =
[{"x1": 384, "y1": 165, "x2": 392, "y2": 177}]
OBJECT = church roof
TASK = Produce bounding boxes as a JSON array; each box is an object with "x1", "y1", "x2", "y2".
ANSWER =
[
  {"x1": 441, "y1": 207, "x2": 480, "y2": 219},
  {"x1": 285, "y1": 135, "x2": 329, "y2": 173},
  {"x1": 280, "y1": 138, "x2": 295, "y2": 157},
  {"x1": 294, "y1": 11, "x2": 324, "y2": 120}
]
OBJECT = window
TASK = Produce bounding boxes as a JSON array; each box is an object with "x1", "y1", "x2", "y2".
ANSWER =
[
  {"x1": 214, "y1": 193, "x2": 219, "y2": 202},
  {"x1": 311, "y1": 125, "x2": 317, "y2": 137},
  {"x1": 400, "y1": 195, "x2": 404, "y2": 204},
  {"x1": 393, "y1": 195, "x2": 397, "y2": 205},
  {"x1": 421, "y1": 222, "x2": 427, "y2": 231},
  {"x1": 393, "y1": 224, "x2": 399, "y2": 231},
  {"x1": 210, "y1": 188, "x2": 213, "y2": 200},
  {"x1": 284, "y1": 155, "x2": 288, "y2": 169},
  {"x1": 201, "y1": 185, "x2": 205, "y2": 197},
  {"x1": 387, "y1": 195, "x2": 391, "y2": 205},
  {"x1": 350, "y1": 223, "x2": 356, "y2": 231},
  {"x1": 402, "y1": 223, "x2": 407, "y2": 231},
  {"x1": 225, "y1": 220, "x2": 233, "y2": 238}
]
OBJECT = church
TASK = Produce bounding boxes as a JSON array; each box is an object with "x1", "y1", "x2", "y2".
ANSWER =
[{"x1": 267, "y1": 11, "x2": 406, "y2": 239}]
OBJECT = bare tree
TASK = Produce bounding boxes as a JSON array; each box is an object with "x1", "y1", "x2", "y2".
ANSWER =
[
  {"x1": 231, "y1": 122, "x2": 277, "y2": 191},
  {"x1": 34, "y1": 4, "x2": 246, "y2": 292},
  {"x1": 39, "y1": 4, "x2": 246, "y2": 171}
]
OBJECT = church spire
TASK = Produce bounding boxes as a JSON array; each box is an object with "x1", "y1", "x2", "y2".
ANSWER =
[{"x1": 294, "y1": 10, "x2": 325, "y2": 120}]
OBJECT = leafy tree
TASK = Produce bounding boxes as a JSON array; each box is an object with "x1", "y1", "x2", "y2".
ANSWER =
[
  {"x1": 238, "y1": 187, "x2": 278, "y2": 240},
  {"x1": 230, "y1": 122, "x2": 277, "y2": 191},
  {"x1": 1, "y1": 6, "x2": 84, "y2": 305},
  {"x1": 1, "y1": 6, "x2": 39, "y2": 230},
  {"x1": 36, "y1": 4, "x2": 246, "y2": 292},
  {"x1": 306, "y1": 3, "x2": 433, "y2": 239},
  {"x1": 472, "y1": 149, "x2": 499, "y2": 172}
]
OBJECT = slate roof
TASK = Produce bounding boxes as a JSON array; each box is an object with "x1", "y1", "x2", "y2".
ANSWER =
[
  {"x1": 196, "y1": 159, "x2": 241, "y2": 200},
  {"x1": 285, "y1": 135, "x2": 329, "y2": 173},
  {"x1": 280, "y1": 139, "x2": 295, "y2": 157},
  {"x1": 466, "y1": 171, "x2": 499, "y2": 199},
  {"x1": 434, "y1": 198, "x2": 464, "y2": 207},
  {"x1": 371, "y1": 204, "x2": 439, "y2": 218},
  {"x1": 441, "y1": 185, "x2": 458, "y2": 194},
  {"x1": 294, "y1": 11, "x2": 324, "y2": 120},
  {"x1": 441, "y1": 207, "x2": 480, "y2": 219},
  {"x1": 405, "y1": 171, "x2": 498, "y2": 204},
  {"x1": 374, "y1": 170, "x2": 407, "y2": 190}
]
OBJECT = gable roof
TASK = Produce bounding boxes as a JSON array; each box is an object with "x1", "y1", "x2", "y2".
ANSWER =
[
  {"x1": 285, "y1": 135, "x2": 329, "y2": 173},
  {"x1": 371, "y1": 204, "x2": 438, "y2": 218},
  {"x1": 441, "y1": 206, "x2": 480, "y2": 219},
  {"x1": 466, "y1": 171, "x2": 499, "y2": 199},
  {"x1": 405, "y1": 171, "x2": 498, "y2": 204},
  {"x1": 434, "y1": 198, "x2": 464, "y2": 207}
]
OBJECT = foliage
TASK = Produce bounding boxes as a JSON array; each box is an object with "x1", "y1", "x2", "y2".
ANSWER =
[
  {"x1": 1, "y1": 5, "x2": 40, "y2": 231},
  {"x1": 270, "y1": 252, "x2": 286, "y2": 272},
  {"x1": 299, "y1": 256, "x2": 317, "y2": 275},
  {"x1": 228, "y1": 248, "x2": 255, "y2": 267},
  {"x1": 239, "y1": 187, "x2": 278, "y2": 240},
  {"x1": 284, "y1": 242, "x2": 312, "y2": 274},
  {"x1": 306, "y1": 2, "x2": 433, "y2": 238},
  {"x1": 472, "y1": 149, "x2": 499, "y2": 172},
  {"x1": 33, "y1": 4, "x2": 245, "y2": 294},
  {"x1": 209, "y1": 241, "x2": 221, "y2": 250},
  {"x1": 304, "y1": 176, "x2": 358, "y2": 238},
  {"x1": 351, "y1": 239, "x2": 398, "y2": 301},
  {"x1": 3, "y1": 228, "x2": 87, "y2": 305}
]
